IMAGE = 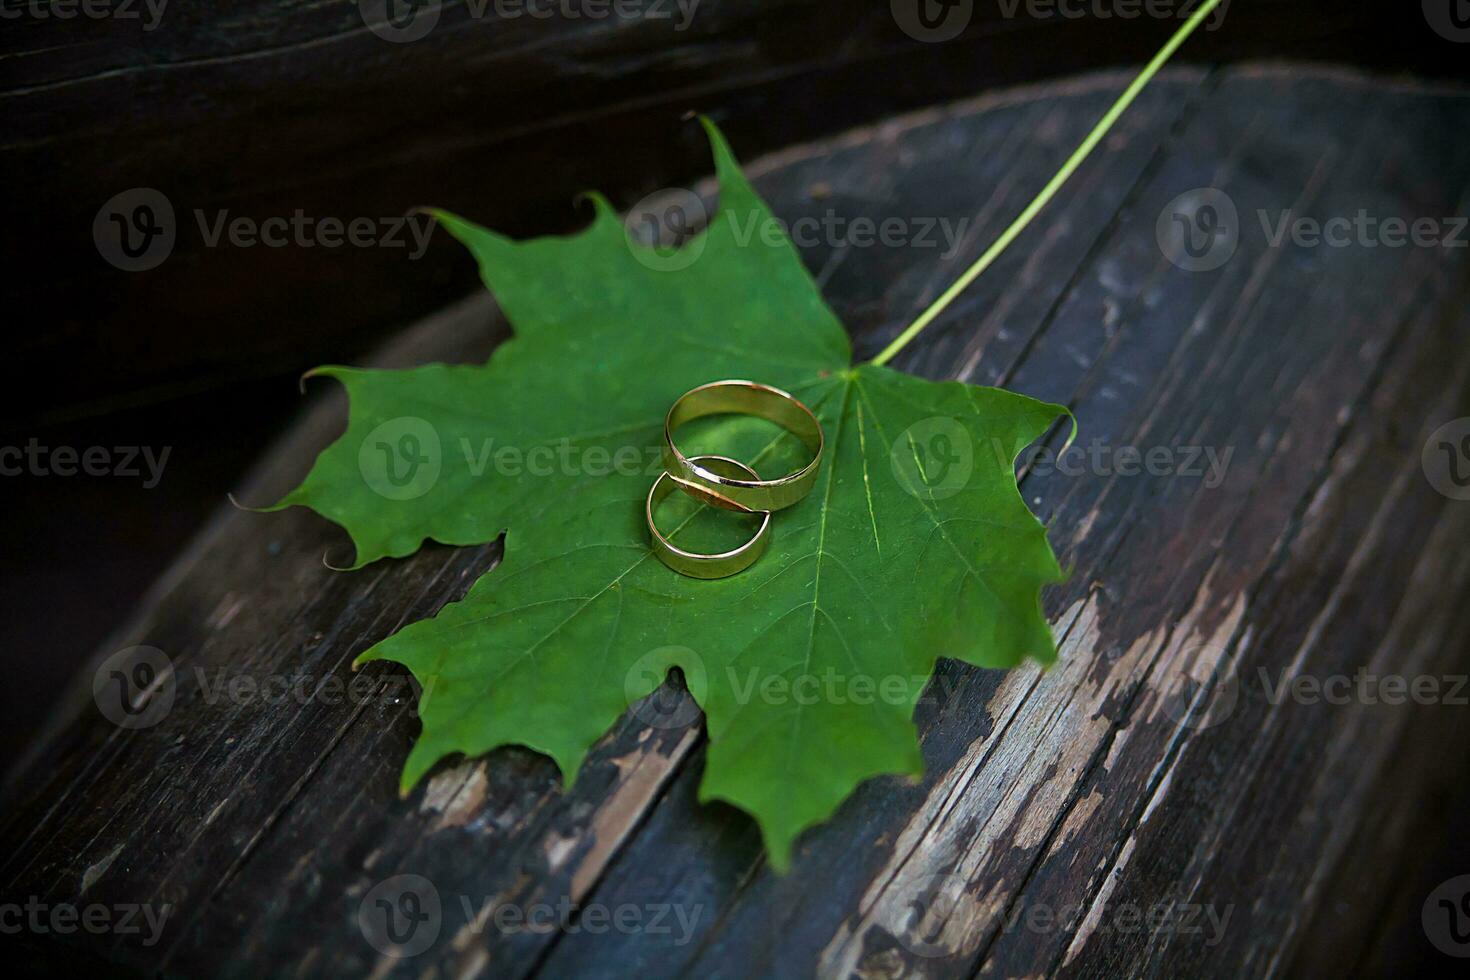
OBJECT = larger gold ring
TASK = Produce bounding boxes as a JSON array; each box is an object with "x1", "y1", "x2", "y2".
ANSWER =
[
  {"x1": 663, "y1": 380, "x2": 824, "y2": 513},
  {"x1": 647, "y1": 455, "x2": 772, "y2": 579}
]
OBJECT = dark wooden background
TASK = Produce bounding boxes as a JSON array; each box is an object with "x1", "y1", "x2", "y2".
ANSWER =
[
  {"x1": 2, "y1": 0, "x2": 1466, "y2": 425},
  {"x1": 5, "y1": 1, "x2": 1468, "y2": 776},
  {"x1": 5, "y1": 59, "x2": 1470, "y2": 977},
  {"x1": 4, "y1": 3, "x2": 1470, "y2": 975}
]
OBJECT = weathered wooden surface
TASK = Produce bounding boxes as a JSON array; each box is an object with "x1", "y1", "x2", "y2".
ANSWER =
[
  {"x1": 4, "y1": 65, "x2": 1470, "y2": 977},
  {"x1": 4, "y1": 0, "x2": 1458, "y2": 425}
]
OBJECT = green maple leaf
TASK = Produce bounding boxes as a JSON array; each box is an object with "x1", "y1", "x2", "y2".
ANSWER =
[{"x1": 269, "y1": 122, "x2": 1067, "y2": 869}]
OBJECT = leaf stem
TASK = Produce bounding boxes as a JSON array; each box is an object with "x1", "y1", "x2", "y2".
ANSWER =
[{"x1": 869, "y1": 0, "x2": 1225, "y2": 367}]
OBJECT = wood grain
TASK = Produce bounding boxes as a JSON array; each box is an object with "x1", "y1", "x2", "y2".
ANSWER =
[
  {"x1": 3, "y1": 64, "x2": 1470, "y2": 978},
  {"x1": 5, "y1": 0, "x2": 1456, "y2": 424}
]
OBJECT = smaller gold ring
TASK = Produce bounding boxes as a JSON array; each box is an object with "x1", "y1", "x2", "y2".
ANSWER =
[
  {"x1": 647, "y1": 455, "x2": 772, "y2": 579},
  {"x1": 663, "y1": 380, "x2": 824, "y2": 513}
]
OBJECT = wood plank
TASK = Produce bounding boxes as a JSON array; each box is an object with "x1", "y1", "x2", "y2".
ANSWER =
[
  {"x1": 3, "y1": 65, "x2": 1469, "y2": 979},
  {"x1": 7, "y1": 0, "x2": 1454, "y2": 423}
]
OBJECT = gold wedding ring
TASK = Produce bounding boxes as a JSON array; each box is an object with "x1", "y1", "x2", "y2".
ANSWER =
[
  {"x1": 662, "y1": 380, "x2": 824, "y2": 513},
  {"x1": 647, "y1": 455, "x2": 771, "y2": 579}
]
